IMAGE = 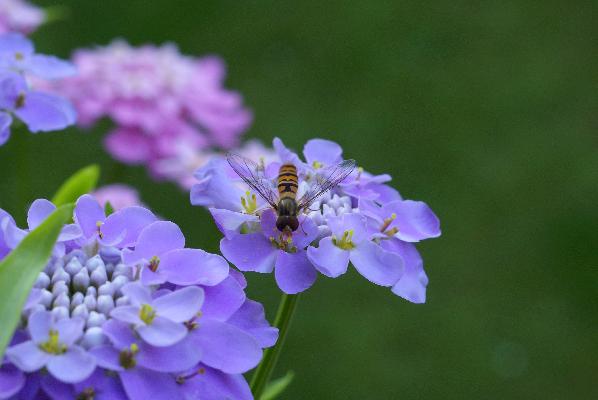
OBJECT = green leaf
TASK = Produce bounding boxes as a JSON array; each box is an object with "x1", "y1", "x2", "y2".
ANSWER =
[
  {"x1": 0, "y1": 204, "x2": 74, "y2": 358},
  {"x1": 104, "y1": 201, "x2": 115, "y2": 216},
  {"x1": 51, "y1": 164, "x2": 100, "y2": 206},
  {"x1": 260, "y1": 371, "x2": 295, "y2": 400}
]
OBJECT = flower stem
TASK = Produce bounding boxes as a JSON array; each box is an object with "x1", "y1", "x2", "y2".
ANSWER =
[{"x1": 250, "y1": 293, "x2": 299, "y2": 399}]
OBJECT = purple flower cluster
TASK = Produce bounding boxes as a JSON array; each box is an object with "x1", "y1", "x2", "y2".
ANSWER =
[
  {"x1": 191, "y1": 138, "x2": 441, "y2": 302},
  {"x1": 0, "y1": 0, "x2": 44, "y2": 35},
  {"x1": 51, "y1": 40, "x2": 252, "y2": 180},
  {"x1": 0, "y1": 32, "x2": 76, "y2": 146},
  {"x1": 0, "y1": 196, "x2": 277, "y2": 399}
]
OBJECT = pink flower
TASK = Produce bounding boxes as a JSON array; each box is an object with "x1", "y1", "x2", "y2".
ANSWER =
[
  {"x1": 52, "y1": 40, "x2": 252, "y2": 181},
  {"x1": 93, "y1": 184, "x2": 142, "y2": 211},
  {"x1": 0, "y1": 0, "x2": 45, "y2": 35}
]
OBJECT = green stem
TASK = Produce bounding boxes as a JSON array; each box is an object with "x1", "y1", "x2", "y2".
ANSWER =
[{"x1": 250, "y1": 293, "x2": 299, "y2": 399}]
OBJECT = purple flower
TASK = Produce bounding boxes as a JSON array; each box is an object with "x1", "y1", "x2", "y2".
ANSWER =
[
  {"x1": 0, "y1": 33, "x2": 76, "y2": 146},
  {"x1": 0, "y1": 0, "x2": 45, "y2": 35},
  {"x1": 121, "y1": 221, "x2": 229, "y2": 286},
  {"x1": 5, "y1": 311, "x2": 96, "y2": 383},
  {"x1": 0, "y1": 195, "x2": 277, "y2": 399},
  {"x1": 307, "y1": 213, "x2": 403, "y2": 285},
  {"x1": 50, "y1": 40, "x2": 252, "y2": 185},
  {"x1": 110, "y1": 283, "x2": 204, "y2": 347},
  {"x1": 192, "y1": 137, "x2": 441, "y2": 301}
]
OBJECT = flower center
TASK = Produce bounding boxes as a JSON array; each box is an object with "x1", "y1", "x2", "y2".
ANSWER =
[
  {"x1": 39, "y1": 330, "x2": 67, "y2": 354},
  {"x1": 139, "y1": 304, "x2": 156, "y2": 324},
  {"x1": 176, "y1": 367, "x2": 206, "y2": 384},
  {"x1": 380, "y1": 213, "x2": 398, "y2": 236},
  {"x1": 148, "y1": 255, "x2": 160, "y2": 272},
  {"x1": 96, "y1": 220, "x2": 103, "y2": 238},
  {"x1": 14, "y1": 52, "x2": 23, "y2": 60},
  {"x1": 312, "y1": 160, "x2": 323, "y2": 169},
  {"x1": 119, "y1": 343, "x2": 139, "y2": 369},
  {"x1": 332, "y1": 230, "x2": 355, "y2": 250},
  {"x1": 240, "y1": 191, "x2": 258, "y2": 214},
  {"x1": 15, "y1": 93, "x2": 25, "y2": 109},
  {"x1": 269, "y1": 234, "x2": 297, "y2": 253},
  {"x1": 76, "y1": 388, "x2": 95, "y2": 400}
]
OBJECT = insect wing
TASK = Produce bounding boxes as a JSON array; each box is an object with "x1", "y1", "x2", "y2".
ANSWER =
[
  {"x1": 297, "y1": 159, "x2": 357, "y2": 210},
  {"x1": 226, "y1": 153, "x2": 279, "y2": 208}
]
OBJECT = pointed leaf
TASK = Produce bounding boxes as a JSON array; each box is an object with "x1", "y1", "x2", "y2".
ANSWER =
[
  {"x1": 260, "y1": 371, "x2": 295, "y2": 400},
  {"x1": 51, "y1": 165, "x2": 100, "y2": 206},
  {"x1": 0, "y1": 204, "x2": 74, "y2": 358},
  {"x1": 104, "y1": 201, "x2": 115, "y2": 216}
]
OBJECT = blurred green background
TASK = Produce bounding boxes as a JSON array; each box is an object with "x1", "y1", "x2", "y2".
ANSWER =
[{"x1": 0, "y1": 1, "x2": 596, "y2": 398}]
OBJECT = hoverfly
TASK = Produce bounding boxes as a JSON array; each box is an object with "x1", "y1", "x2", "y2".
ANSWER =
[{"x1": 227, "y1": 153, "x2": 356, "y2": 233}]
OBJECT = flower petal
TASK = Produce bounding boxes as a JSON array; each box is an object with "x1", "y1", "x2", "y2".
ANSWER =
[
  {"x1": 201, "y1": 275, "x2": 246, "y2": 321},
  {"x1": 191, "y1": 319, "x2": 262, "y2": 374},
  {"x1": 120, "y1": 283, "x2": 152, "y2": 306},
  {"x1": 26, "y1": 54, "x2": 77, "y2": 79},
  {"x1": 307, "y1": 237, "x2": 350, "y2": 278},
  {"x1": 128, "y1": 221, "x2": 185, "y2": 263},
  {"x1": 209, "y1": 208, "x2": 258, "y2": 238},
  {"x1": 227, "y1": 299, "x2": 278, "y2": 348},
  {"x1": 350, "y1": 240, "x2": 403, "y2": 286},
  {"x1": 0, "y1": 111, "x2": 11, "y2": 146},
  {"x1": 153, "y1": 286, "x2": 204, "y2": 323},
  {"x1": 274, "y1": 251, "x2": 317, "y2": 294},
  {"x1": 137, "y1": 316, "x2": 187, "y2": 347},
  {"x1": 27, "y1": 199, "x2": 55, "y2": 230},
  {"x1": 382, "y1": 239, "x2": 429, "y2": 303},
  {"x1": 120, "y1": 368, "x2": 183, "y2": 400},
  {"x1": 0, "y1": 33, "x2": 33, "y2": 56},
  {"x1": 161, "y1": 248, "x2": 229, "y2": 286},
  {"x1": 46, "y1": 346, "x2": 96, "y2": 383},
  {"x1": 100, "y1": 206, "x2": 157, "y2": 247},
  {"x1": 220, "y1": 233, "x2": 277, "y2": 273},
  {"x1": 54, "y1": 317, "x2": 84, "y2": 346},
  {"x1": 179, "y1": 365, "x2": 252, "y2": 400},
  {"x1": 89, "y1": 345, "x2": 124, "y2": 371},
  {"x1": 136, "y1": 336, "x2": 202, "y2": 373},
  {"x1": 5, "y1": 341, "x2": 50, "y2": 372},
  {"x1": 27, "y1": 310, "x2": 52, "y2": 342},
  {"x1": 15, "y1": 91, "x2": 76, "y2": 133},
  {"x1": 75, "y1": 194, "x2": 105, "y2": 239},
  {"x1": 386, "y1": 200, "x2": 441, "y2": 242},
  {"x1": 0, "y1": 363, "x2": 26, "y2": 399},
  {"x1": 110, "y1": 305, "x2": 143, "y2": 325},
  {"x1": 303, "y1": 138, "x2": 343, "y2": 168}
]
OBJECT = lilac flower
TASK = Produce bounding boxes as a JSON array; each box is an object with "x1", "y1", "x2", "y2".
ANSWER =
[
  {"x1": 92, "y1": 184, "x2": 142, "y2": 211},
  {"x1": 0, "y1": 194, "x2": 277, "y2": 399},
  {"x1": 0, "y1": 0, "x2": 45, "y2": 35},
  {"x1": 110, "y1": 283, "x2": 204, "y2": 347},
  {"x1": 1, "y1": 198, "x2": 81, "y2": 256},
  {"x1": 192, "y1": 137, "x2": 441, "y2": 301},
  {"x1": 5, "y1": 311, "x2": 96, "y2": 383},
  {"x1": 0, "y1": 33, "x2": 76, "y2": 146},
  {"x1": 50, "y1": 40, "x2": 252, "y2": 183},
  {"x1": 122, "y1": 220, "x2": 229, "y2": 286}
]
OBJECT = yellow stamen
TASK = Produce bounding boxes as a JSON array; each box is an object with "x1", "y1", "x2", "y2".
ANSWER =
[
  {"x1": 38, "y1": 330, "x2": 67, "y2": 355},
  {"x1": 139, "y1": 304, "x2": 156, "y2": 324}
]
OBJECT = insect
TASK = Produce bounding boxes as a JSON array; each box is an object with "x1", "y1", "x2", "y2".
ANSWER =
[{"x1": 227, "y1": 153, "x2": 356, "y2": 232}]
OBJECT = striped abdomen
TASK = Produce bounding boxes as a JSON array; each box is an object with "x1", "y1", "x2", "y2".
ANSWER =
[{"x1": 277, "y1": 164, "x2": 298, "y2": 200}]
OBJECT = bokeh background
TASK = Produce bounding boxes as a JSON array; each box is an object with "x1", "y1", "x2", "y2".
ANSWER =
[{"x1": 0, "y1": 1, "x2": 596, "y2": 398}]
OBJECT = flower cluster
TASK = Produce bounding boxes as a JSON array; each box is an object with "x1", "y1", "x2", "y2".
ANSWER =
[
  {"x1": 191, "y1": 138, "x2": 441, "y2": 302},
  {"x1": 0, "y1": 195, "x2": 277, "y2": 399},
  {"x1": 0, "y1": 32, "x2": 76, "y2": 146},
  {"x1": 0, "y1": 0, "x2": 44, "y2": 35},
  {"x1": 51, "y1": 40, "x2": 252, "y2": 181}
]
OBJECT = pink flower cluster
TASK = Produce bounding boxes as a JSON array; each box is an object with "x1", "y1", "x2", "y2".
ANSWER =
[
  {"x1": 0, "y1": 0, "x2": 44, "y2": 35},
  {"x1": 54, "y1": 40, "x2": 252, "y2": 179}
]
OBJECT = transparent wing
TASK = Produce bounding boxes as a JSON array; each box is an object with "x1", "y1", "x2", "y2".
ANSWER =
[
  {"x1": 226, "y1": 153, "x2": 279, "y2": 208},
  {"x1": 297, "y1": 159, "x2": 357, "y2": 210}
]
